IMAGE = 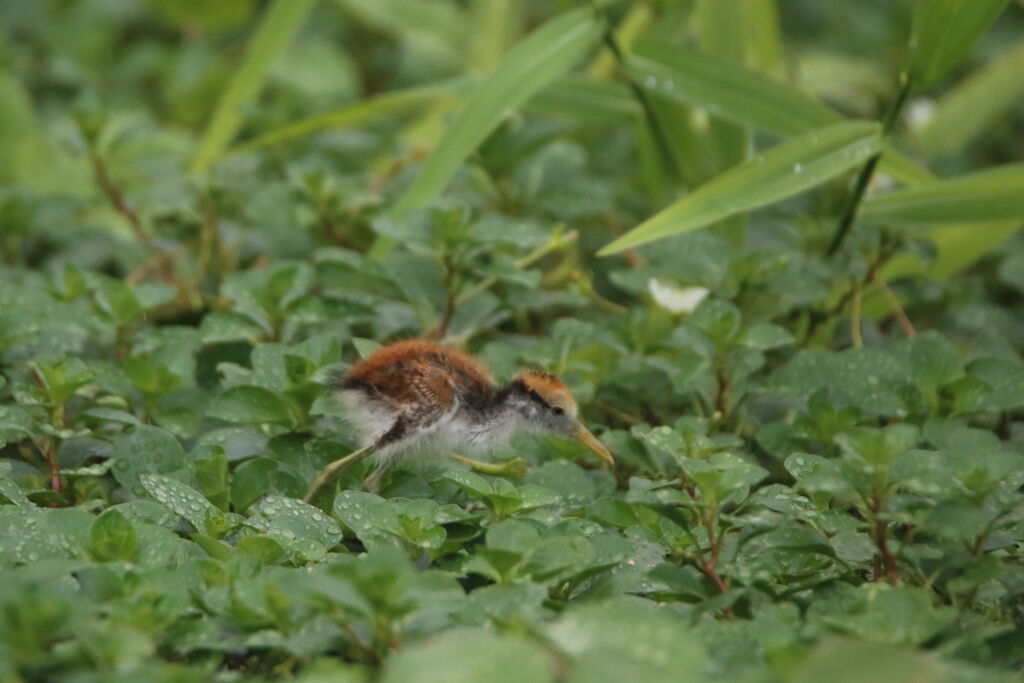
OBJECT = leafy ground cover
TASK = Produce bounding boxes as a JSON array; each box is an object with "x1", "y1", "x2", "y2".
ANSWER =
[{"x1": 2, "y1": 1, "x2": 1024, "y2": 681}]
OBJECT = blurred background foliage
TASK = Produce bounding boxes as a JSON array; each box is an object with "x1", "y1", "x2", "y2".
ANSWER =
[{"x1": 1, "y1": 0, "x2": 1024, "y2": 681}]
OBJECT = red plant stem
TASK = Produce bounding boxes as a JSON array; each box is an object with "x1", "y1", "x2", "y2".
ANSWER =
[
  {"x1": 701, "y1": 513, "x2": 730, "y2": 594},
  {"x1": 43, "y1": 440, "x2": 62, "y2": 493},
  {"x1": 87, "y1": 147, "x2": 148, "y2": 245},
  {"x1": 869, "y1": 498, "x2": 900, "y2": 584},
  {"x1": 30, "y1": 367, "x2": 63, "y2": 494},
  {"x1": 714, "y1": 362, "x2": 731, "y2": 417}
]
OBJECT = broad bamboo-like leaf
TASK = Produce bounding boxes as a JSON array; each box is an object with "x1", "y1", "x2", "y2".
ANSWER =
[
  {"x1": 881, "y1": 221, "x2": 1021, "y2": 284},
  {"x1": 627, "y1": 44, "x2": 838, "y2": 137},
  {"x1": 189, "y1": 0, "x2": 316, "y2": 172},
  {"x1": 863, "y1": 164, "x2": 1024, "y2": 223},
  {"x1": 587, "y1": 1, "x2": 653, "y2": 79},
  {"x1": 387, "y1": 7, "x2": 603, "y2": 220},
  {"x1": 914, "y1": 41, "x2": 1024, "y2": 157},
  {"x1": 694, "y1": 0, "x2": 770, "y2": 246},
  {"x1": 468, "y1": 0, "x2": 524, "y2": 73},
  {"x1": 906, "y1": 0, "x2": 1011, "y2": 91},
  {"x1": 332, "y1": 0, "x2": 468, "y2": 68},
  {"x1": 228, "y1": 78, "x2": 473, "y2": 154},
  {"x1": 626, "y1": 43, "x2": 926, "y2": 186},
  {"x1": 0, "y1": 71, "x2": 39, "y2": 184},
  {"x1": 528, "y1": 76, "x2": 639, "y2": 124},
  {"x1": 598, "y1": 121, "x2": 882, "y2": 255}
]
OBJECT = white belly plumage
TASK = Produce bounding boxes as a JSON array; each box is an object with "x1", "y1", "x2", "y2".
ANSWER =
[{"x1": 338, "y1": 389, "x2": 516, "y2": 468}]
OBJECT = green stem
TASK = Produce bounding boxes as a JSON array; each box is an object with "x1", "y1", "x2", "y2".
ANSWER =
[
  {"x1": 826, "y1": 79, "x2": 911, "y2": 256},
  {"x1": 591, "y1": 3, "x2": 681, "y2": 181}
]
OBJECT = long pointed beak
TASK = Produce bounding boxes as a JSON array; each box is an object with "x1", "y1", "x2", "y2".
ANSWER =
[{"x1": 573, "y1": 422, "x2": 615, "y2": 468}]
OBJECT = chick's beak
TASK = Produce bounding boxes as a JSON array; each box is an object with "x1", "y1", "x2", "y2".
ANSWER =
[{"x1": 573, "y1": 422, "x2": 615, "y2": 468}]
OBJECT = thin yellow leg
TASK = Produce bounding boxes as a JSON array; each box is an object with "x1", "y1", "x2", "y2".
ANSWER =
[
  {"x1": 448, "y1": 452, "x2": 528, "y2": 478},
  {"x1": 304, "y1": 446, "x2": 376, "y2": 503}
]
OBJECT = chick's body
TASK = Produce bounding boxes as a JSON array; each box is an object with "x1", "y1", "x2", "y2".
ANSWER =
[
  {"x1": 338, "y1": 340, "x2": 507, "y2": 464},
  {"x1": 305, "y1": 340, "x2": 612, "y2": 498}
]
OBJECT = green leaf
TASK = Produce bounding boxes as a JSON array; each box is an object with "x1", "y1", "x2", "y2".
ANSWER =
[
  {"x1": 690, "y1": 298, "x2": 742, "y2": 345},
  {"x1": 230, "y1": 77, "x2": 473, "y2": 154},
  {"x1": 236, "y1": 535, "x2": 285, "y2": 565},
  {"x1": 970, "y1": 358, "x2": 1024, "y2": 411},
  {"x1": 486, "y1": 519, "x2": 539, "y2": 554},
  {"x1": 598, "y1": 121, "x2": 882, "y2": 255},
  {"x1": 0, "y1": 71, "x2": 41, "y2": 186},
  {"x1": 192, "y1": 447, "x2": 229, "y2": 511},
  {"x1": 386, "y1": 7, "x2": 603, "y2": 218},
  {"x1": 785, "y1": 452, "x2": 860, "y2": 501},
  {"x1": 522, "y1": 535, "x2": 593, "y2": 583},
  {"x1": 738, "y1": 323, "x2": 794, "y2": 350},
  {"x1": 208, "y1": 385, "x2": 295, "y2": 425},
  {"x1": 110, "y1": 424, "x2": 188, "y2": 496},
  {"x1": 906, "y1": 0, "x2": 1011, "y2": 91},
  {"x1": 546, "y1": 598, "x2": 706, "y2": 681},
  {"x1": 879, "y1": 219, "x2": 1021, "y2": 281},
  {"x1": 0, "y1": 507, "x2": 92, "y2": 566},
  {"x1": 624, "y1": 42, "x2": 923, "y2": 184},
  {"x1": 90, "y1": 508, "x2": 137, "y2": 562},
  {"x1": 248, "y1": 496, "x2": 342, "y2": 557},
  {"x1": 888, "y1": 331, "x2": 964, "y2": 396},
  {"x1": 199, "y1": 312, "x2": 266, "y2": 344},
  {"x1": 627, "y1": 43, "x2": 839, "y2": 137},
  {"x1": 230, "y1": 457, "x2": 278, "y2": 512},
  {"x1": 29, "y1": 357, "x2": 95, "y2": 407},
  {"x1": 189, "y1": 0, "x2": 317, "y2": 171},
  {"x1": 92, "y1": 276, "x2": 143, "y2": 324},
  {"x1": 139, "y1": 473, "x2": 224, "y2": 534},
  {"x1": 791, "y1": 637, "x2": 990, "y2": 683},
  {"x1": 333, "y1": 490, "x2": 406, "y2": 552},
  {"x1": 0, "y1": 462, "x2": 30, "y2": 507},
  {"x1": 587, "y1": 497, "x2": 641, "y2": 528},
  {"x1": 352, "y1": 337, "x2": 382, "y2": 359},
  {"x1": 443, "y1": 469, "x2": 495, "y2": 498},
  {"x1": 381, "y1": 628, "x2": 553, "y2": 683},
  {"x1": 808, "y1": 584, "x2": 957, "y2": 646},
  {"x1": 770, "y1": 348, "x2": 912, "y2": 418},
  {"x1": 836, "y1": 425, "x2": 920, "y2": 469},
  {"x1": 862, "y1": 165, "x2": 1024, "y2": 223},
  {"x1": 915, "y1": 41, "x2": 1024, "y2": 157}
]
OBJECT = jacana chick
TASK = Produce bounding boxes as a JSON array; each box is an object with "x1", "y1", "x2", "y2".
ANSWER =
[{"x1": 304, "y1": 339, "x2": 613, "y2": 501}]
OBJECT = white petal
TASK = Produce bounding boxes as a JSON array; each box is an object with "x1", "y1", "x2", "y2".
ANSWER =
[{"x1": 647, "y1": 278, "x2": 709, "y2": 314}]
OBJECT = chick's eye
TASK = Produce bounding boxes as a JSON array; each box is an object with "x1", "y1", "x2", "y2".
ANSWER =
[{"x1": 552, "y1": 406, "x2": 565, "y2": 417}]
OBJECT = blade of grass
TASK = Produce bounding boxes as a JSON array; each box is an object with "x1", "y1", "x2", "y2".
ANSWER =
[
  {"x1": 743, "y1": 0, "x2": 784, "y2": 76},
  {"x1": 913, "y1": 40, "x2": 1024, "y2": 158},
  {"x1": 695, "y1": 0, "x2": 757, "y2": 247},
  {"x1": 369, "y1": 6, "x2": 604, "y2": 259},
  {"x1": 881, "y1": 221, "x2": 1020, "y2": 282},
  {"x1": 528, "y1": 75, "x2": 639, "y2": 124},
  {"x1": 862, "y1": 164, "x2": 1024, "y2": 223},
  {"x1": 625, "y1": 44, "x2": 930, "y2": 187},
  {"x1": 627, "y1": 44, "x2": 839, "y2": 136},
  {"x1": 189, "y1": 0, "x2": 316, "y2": 173},
  {"x1": 598, "y1": 121, "x2": 883, "y2": 255},
  {"x1": 587, "y1": 1, "x2": 653, "y2": 79},
  {"x1": 331, "y1": 0, "x2": 468, "y2": 68},
  {"x1": 392, "y1": 7, "x2": 602, "y2": 216},
  {"x1": 226, "y1": 77, "x2": 473, "y2": 155},
  {"x1": 906, "y1": 0, "x2": 1011, "y2": 91},
  {"x1": 468, "y1": 0, "x2": 523, "y2": 73}
]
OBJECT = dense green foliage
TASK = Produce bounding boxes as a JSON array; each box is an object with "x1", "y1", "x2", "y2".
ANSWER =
[{"x1": 2, "y1": 1, "x2": 1024, "y2": 680}]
